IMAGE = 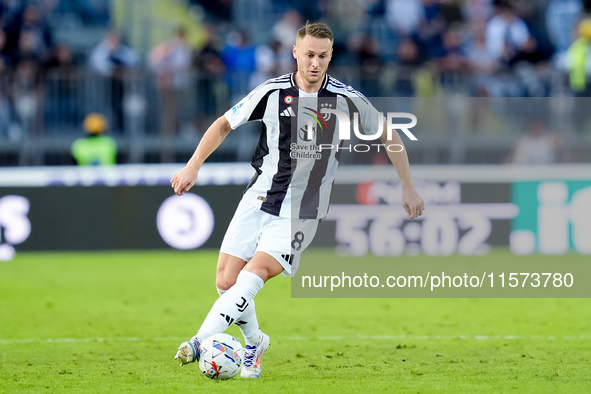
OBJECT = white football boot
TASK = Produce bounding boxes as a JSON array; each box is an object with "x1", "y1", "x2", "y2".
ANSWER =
[
  {"x1": 174, "y1": 336, "x2": 201, "y2": 367},
  {"x1": 240, "y1": 332, "x2": 270, "y2": 378}
]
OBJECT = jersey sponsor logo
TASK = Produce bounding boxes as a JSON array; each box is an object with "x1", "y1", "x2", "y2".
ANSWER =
[
  {"x1": 284, "y1": 96, "x2": 293, "y2": 104},
  {"x1": 231, "y1": 102, "x2": 244, "y2": 114},
  {"x1": 280, "y1": 107, "x2": 296, "y2": 117}
]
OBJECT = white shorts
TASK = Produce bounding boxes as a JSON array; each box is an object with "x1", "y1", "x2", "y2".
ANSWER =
[{"x1": 219, "y1": 197, "x2": 318, "y2": 276}]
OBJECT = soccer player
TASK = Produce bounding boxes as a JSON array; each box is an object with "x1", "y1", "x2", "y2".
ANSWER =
[{"x1": 170, "y1": 22, "x2": 425, "y2": 378}]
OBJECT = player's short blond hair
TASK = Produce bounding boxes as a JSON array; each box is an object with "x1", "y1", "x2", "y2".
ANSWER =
[{"x1": 296, "y1": 22, "x2": 334, "y2": 43}]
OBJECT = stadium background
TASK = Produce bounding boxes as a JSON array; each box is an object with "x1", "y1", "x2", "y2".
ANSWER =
[
  {"x1": 0, "y1": 0, "x2": 589, "y2": 258},
  {"x1": 1, "y1": 0, "x2": 590, "y2": 391},
  {"x1": 0, "y1": 0, "x2": 590, "y2": 165}
]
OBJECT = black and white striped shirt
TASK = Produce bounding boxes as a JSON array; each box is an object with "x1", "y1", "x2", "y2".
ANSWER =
[{"x1": 224, "y1": 72, "x2": 382, "y2": 220}]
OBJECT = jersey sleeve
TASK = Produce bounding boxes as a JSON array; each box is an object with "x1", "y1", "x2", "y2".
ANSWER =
[
  {"x1": 361, "y1": 102, "x2": 384, "y2": 135},
  {"x1": 352, "y1": 92, "x2": 384, "y2": 136},
  {"x1": 223, "y1": 82, "x2": 273, "y2": 130}
]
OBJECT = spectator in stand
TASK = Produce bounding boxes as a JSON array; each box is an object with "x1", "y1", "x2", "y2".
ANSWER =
[
  {"x1": 149, "y1": 27, "x2": 192, "y2": 162},
  {"x1": 4, "y1": 4, "x2": 52, "y2": 66},
  {"x1": 485, "y1": 0, "x2": 532, "y2": 66},
  {"x1": 465, "y1": 18, "x2": 500, "y2": 96},
  {"x1": 511, "y1": 1, "x2": 555, "y2": 66},
  {"x1": 221, "y1": 30, "x2": 256, "y2": 104},
  {"x1": 0, "y1": 0, "x2": 20, "y2": 24},
  {"x1": 9, "y1": 30, "x2": 44, "y2": 163},
  {"x1": 44, "y1": 43, "x2": 79, "y2": 128},
  {"x1": 249, "y1": 40, "x2": 293, "y2": 90},
  {"x1": 564, "y1": 18, "x2": 591, "y2": 96},
  {"x1": 272, "y1": 9, "x2": 302, "y2": 55},
  {"x1": 488, "y1": 2, "x2": 552, "y2": 96},
  {"x1": 394, "y1": 38, "x2": 423, "y2": 97},
  {"x1": 13, "y1": 29, "x2": 43, "y2": 66},
  {"x1": 12, "y1": 30, "x2": 43, "y2": 134},
  {"x1": 89, "y1": 31, "x2": 139, "y2": 133},
  {"x1": 0, "y1": 27, "x2": 6, "y2": 63},
  {"x1": 507, "y1": 119, "x2": 561, "y2": 164},
  {"x1": 349, "y1": 34, "x2": 384, "y2": 96},
  {"x1": 324, "y1": 0, "x2": 368, "y2": 40},
  {"x1": 440, "y1": 0, "x2": 465, "y2": 29},
  {"x1": 71, "y1": 113, "x2": 117, "y2": 166},
  {"x1": 76, "y1": 0, "x2": 111, "y2": 26},
  {"x1": 416, "y1": 0, "x2": 446, "y2": 59},
  {"x1": 194, "y1": 25, "x2": 225, "y2": 132},
  {"x1": 546, "y1": 0, "x2": 583, "y2": 55},
  {"x1": 0, "y1": 28, "x2": 11, "y2": 139},
  {"x1": 44, "y1": 43, "x2": 73, "y2": 70},
  {"x1": 435, "y1": 24, "x2": 466, "y2": 91},
  {"x1": 386, "y1": 0, "x2": 424, "y2": 37},
  {"x1": 464, "y1": 0, "x2": 494, "y2": 21},
  {"x1": 190, "y1": 0, "x2": 232, "y2": 22},
  {"x1": 0, "y1": 25, "x2": 11, "y2": 67}
]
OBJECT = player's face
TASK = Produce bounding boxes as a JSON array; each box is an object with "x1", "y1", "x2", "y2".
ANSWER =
[{"x1": 293, "y1": 35, "x2": 333, "y2": 89}]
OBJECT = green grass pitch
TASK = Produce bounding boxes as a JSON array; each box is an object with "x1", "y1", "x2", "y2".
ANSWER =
[{"x1": 1, "y1": 250, "x2": 590, "y2": 393}]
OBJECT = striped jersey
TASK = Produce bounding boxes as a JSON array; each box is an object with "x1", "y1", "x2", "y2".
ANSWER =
[{"x1": 224, "y1": 72, "x2": 382, "y2": 220}]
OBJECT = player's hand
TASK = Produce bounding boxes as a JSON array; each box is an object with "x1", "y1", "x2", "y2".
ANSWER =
[
  {"x1": 170, "y1": 165, "x2": 199, "y2": 196},
  {"x1": 401, "y1": 186, "x2": 425, "y2": 219}
]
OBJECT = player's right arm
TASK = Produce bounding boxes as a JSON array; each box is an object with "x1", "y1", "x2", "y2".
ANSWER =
[
  {"x1": 171, "y1": 76, "x2": 285, "y2": 195},
  {"x1": 170, "y1": 115, "x2": 232, "y2": 195}
]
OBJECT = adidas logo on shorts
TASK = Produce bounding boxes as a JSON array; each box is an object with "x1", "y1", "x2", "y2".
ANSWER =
[{"x1": 281, "y1": 254, "x2": 294, "y2": 265}]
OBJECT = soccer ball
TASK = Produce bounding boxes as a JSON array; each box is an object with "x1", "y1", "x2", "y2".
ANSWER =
[{"x1": 198, "y1": 333, "x2": 243, "y2": 380}]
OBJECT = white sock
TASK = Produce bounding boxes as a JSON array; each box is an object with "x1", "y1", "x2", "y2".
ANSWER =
[
  {"x1": 196, "y1": 271, "x2": 264, "y2": 343},
  {"x1": 217, "y1": 286, "x2": 262, "y2": 346}
]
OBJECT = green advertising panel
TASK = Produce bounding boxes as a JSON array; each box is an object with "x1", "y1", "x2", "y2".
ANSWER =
[{"x1": 511, "y1": 181, "x2": 591, "y2": 255}]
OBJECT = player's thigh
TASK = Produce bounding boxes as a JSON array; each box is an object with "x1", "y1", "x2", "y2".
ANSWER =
[
  {"x1": 216, "y1": 253, "x2": 247, "y2": 290},
  {"x1": 218, "y1": 198, "x2": 262, "y2": 291},
  {"x1": 256, "y1": 217, "x2": 319, "y2": 277}
]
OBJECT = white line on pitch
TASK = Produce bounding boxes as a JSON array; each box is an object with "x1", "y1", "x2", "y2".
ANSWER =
[{"x1": 0, "y1": 334, "x2": 590, "y2": 345}]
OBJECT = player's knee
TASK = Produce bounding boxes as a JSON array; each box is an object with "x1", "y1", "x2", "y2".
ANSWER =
[
  {"x1": 215, "y1": 275, "x2": 237, "y2": 291},
  {"x1": 244, "y1": 255, "x2": 283, "y2": 282},
  {"x1": 243, "y1": 266, "x2": 271, "y2": 282}
]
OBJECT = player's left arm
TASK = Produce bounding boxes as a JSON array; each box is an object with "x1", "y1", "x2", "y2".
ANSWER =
[{"x1": 378, "y1": 122, "x2": 425, "y2": 219}]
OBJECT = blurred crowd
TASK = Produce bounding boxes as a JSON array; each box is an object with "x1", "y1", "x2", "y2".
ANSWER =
[
  {"x1": 190, "y1": 0, "x2": 591, "y2": 98},
  {"x1": 1, "y1": 0, "x2": 591, "y2": 165},
  {"x1": 0, "y1": 0, "x2": 110, "y2": 143}
]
